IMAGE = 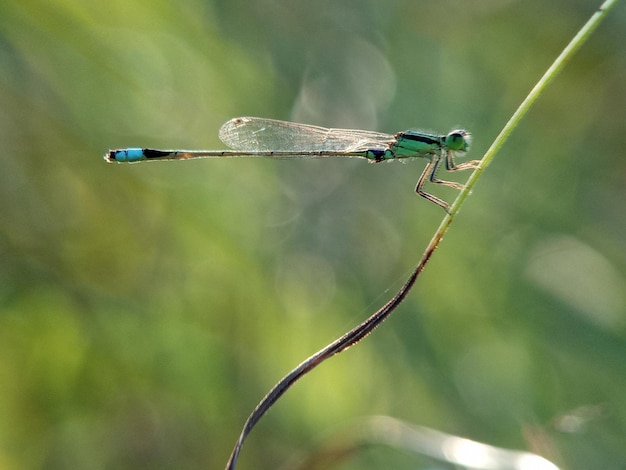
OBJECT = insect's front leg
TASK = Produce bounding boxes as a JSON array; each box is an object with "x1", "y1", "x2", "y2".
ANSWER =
[
  {"x1": 415, "y1": 157, "x2": 452, "y2": 212},
  {"x1": 445, "y1": 149, "x2": 481, "y2": 171}
]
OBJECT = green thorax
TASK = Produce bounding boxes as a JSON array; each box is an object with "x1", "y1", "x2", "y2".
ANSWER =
[{"x1": 390, "y1": 131, "x2": 443, "y2": 159}]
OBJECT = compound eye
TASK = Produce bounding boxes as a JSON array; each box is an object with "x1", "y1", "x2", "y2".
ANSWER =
[{"x1": 445, "y1": 130, "x2": 470, "y2": 151}]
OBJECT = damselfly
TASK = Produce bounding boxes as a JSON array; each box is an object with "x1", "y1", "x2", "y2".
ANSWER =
[{"x1": 105, "y1": 117, "x2": 479, "y2": 211}]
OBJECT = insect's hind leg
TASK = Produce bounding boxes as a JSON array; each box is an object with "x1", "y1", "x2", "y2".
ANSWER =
[{"x1": 415, "y1": 158, "x2": 451, "y2": 212}]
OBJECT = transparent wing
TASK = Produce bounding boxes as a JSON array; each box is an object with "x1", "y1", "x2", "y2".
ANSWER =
[{"x1": 219, "y1": 117, "x2": 396, "y2": 152}]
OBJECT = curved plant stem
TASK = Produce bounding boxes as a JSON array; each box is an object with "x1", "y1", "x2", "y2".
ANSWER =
[{"x1": 224, "y1": 1, "x2": 620, "y2": 468}]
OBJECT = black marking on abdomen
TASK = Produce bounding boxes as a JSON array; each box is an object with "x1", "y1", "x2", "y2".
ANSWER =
[{"x1": 143, "y1": 149, "x2": 173, "y2": 159}]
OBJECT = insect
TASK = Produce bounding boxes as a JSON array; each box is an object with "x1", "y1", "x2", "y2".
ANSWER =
[{"x1": 106, "y1": 117, "x2": 479, "y2": 210}]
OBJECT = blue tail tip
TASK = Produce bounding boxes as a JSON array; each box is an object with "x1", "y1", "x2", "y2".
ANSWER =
[{"x1": 105, "y1": 148, "x2": 145, "y2": 163}]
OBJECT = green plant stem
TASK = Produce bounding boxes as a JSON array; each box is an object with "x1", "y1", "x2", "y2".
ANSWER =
[
  {"x1": 224, "y1": 1, "x2": 620, "y2": 468},
  {"x1": 450, "y1": 0, "x2": 620, "y2": 216}
]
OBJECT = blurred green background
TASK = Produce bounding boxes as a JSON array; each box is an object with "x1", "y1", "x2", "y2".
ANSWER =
[{"x1": 1, "y1": 0, "x2": 625, "y2": 469}]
